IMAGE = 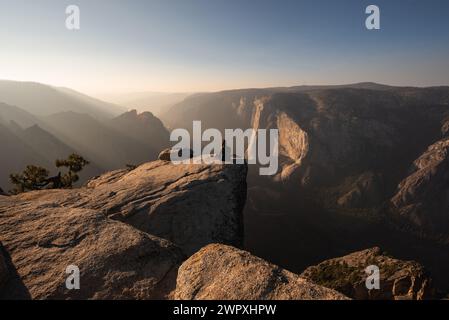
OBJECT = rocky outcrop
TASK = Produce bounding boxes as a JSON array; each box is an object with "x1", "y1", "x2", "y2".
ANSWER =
[
  {"x1": 88, "y1": 160, "x2": 247, "y2": 255},
  {"x1": 0, "y1": 160, "x2": 248, "y2": 299},
  {"x1": 301, "y1": 247, "x2": 434, "y2": 300},
  {"x1": 391, "y1": 138, "x2": 449, "y2": 234},
  {"x1": 0, "y1": 188, "x2": 6, "y2": 196},
  {"x1": 3, "y1": 160, "x2": 247, "y2": 256},
  {"x1": 0, "y1": 201, "x2": 184, "y2": 299},
  {"x1": 174, "y1": 244, "x2": 349, "y2": 300}
]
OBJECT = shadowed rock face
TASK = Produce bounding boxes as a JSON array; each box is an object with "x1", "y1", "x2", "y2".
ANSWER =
[
  {"x1": 391, "y1": 138, "x2": 449, "y2": 234},
  {"x1": 301, "y1": 247, "x2": 434, "y2": 300},
  {"x1": 174, "y1": 244, "x2": 349, "y2": 300},
  {"x1": 164, "y1": 85, "x2": 449, "y2": 207},
  {"x1": 162, "y1": 85, "x2": 449, "y2": 295},
  {"x1": 0, "y1": 243, "x2": 8, "y2": 289}
]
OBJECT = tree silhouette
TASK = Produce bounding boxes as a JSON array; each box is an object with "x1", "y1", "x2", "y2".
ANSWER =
[
  {"x1": 9, "y1": 165, "x2": 49, "y2": 194},
  {"x1": 9, "y1": 153, "x2": 90, "y2": 194},
  {"x1": 56, "y1": 153, "x2": 90, "y2": 188}
]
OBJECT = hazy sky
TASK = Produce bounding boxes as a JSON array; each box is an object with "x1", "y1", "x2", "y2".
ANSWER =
[{"x1": 0, "y1": 0, "x2": 448, "y2": 95}]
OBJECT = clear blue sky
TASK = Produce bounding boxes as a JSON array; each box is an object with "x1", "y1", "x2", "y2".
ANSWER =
[{"x1": 0, "y1": 0, "x2": 448, "y2": 94}]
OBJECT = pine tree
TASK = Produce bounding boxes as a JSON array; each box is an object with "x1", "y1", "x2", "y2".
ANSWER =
[
  {"x1": 55, "y1": 153, "x2": 90, "y2": 188},
  {"x1": 9, "y1": 165, "x2": 49, "y2": 194}
]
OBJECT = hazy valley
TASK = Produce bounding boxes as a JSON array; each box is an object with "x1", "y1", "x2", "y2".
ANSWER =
[{"x1": 161, "y1": 82, "x2": 449, "y2": 295}]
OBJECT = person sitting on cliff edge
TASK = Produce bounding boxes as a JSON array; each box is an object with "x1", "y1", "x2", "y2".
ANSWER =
[{"x1": 220, "y1": 139, "x2": 232, "y2": 162}]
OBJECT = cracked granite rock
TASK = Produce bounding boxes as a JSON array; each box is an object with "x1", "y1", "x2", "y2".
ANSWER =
[
  {"x1": 1, "y1": 160, "x2": 247, "y2": 256},
  {"x1": 0, "y1": 203, "x2": 185, "y2": 299},
  {"x1": 0, "y1": 160, "x2": 247, "y2": 299}
]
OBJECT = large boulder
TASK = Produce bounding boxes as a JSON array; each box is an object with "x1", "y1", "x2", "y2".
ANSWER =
[
  {"x1": 301, "y1": 247, "x2": 434, "y2": 300},
  {"x1": 174, "y1": 244, "x2": 349, "y2": 300}
]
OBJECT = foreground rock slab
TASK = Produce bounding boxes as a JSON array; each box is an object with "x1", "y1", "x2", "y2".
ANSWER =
[
  {"x1": 0, "y1": 160, "x2": 247, "y2": 299},
  {"x1": 174, "y1": 244, "x2": 349, "y2": 300},
  {"x1": 301, "y1": 247, "x2": 434, "y2": 300},
  {"x1": 3, "y1": 160, "x2": 247, "y2": 255},
  {"x1": 0, "y1": 201, "x2": 184, "y2": 299}
]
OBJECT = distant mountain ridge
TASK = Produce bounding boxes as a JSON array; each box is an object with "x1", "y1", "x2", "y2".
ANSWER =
[
  {"x1": 42, "y1": 110, "x2": 162, "y2": 170},
  {"x1": 109, "y1": 109, "x2": 170, "y2": 153},
  {"x1": 0, "y1": 102, "x2": 41, "y2": 128},
  {"x1": 0, "y1": 83, "x2": 171, "y2": 191},
  {"x1": 0, "y1": 80, "x2": 126, "y2": 119}
]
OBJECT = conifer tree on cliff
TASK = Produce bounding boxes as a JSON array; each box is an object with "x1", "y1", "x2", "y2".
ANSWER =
[
  {"x1": 56, "y1": 153, "x2": 90, "y2": 188},
  {"x1": 9, "y1": 153, "x2": 90, "y2": 194},
  {"x1": 9, "y1": 165, "x2": 49, "y2": 194}
]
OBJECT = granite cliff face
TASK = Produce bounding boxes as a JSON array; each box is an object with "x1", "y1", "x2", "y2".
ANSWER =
[
  {"x1": 162, "y1": 84, "x2": 449, "y2": 294},
  {"x1": 174, "y1": 244, "x2": 349, "y2": 300},
  {"x1": 0, "y1": 160, "x2": 247, "y2": 299},
  {"x1": 164, "y1": 85, "x2": 449, "y2": 206},
  {"x1": 301, "y1": 247, "x2": 434, "y2": 300},
  {"x1": 391, "y1": 138, "x2": 449, "y2": 234}
]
